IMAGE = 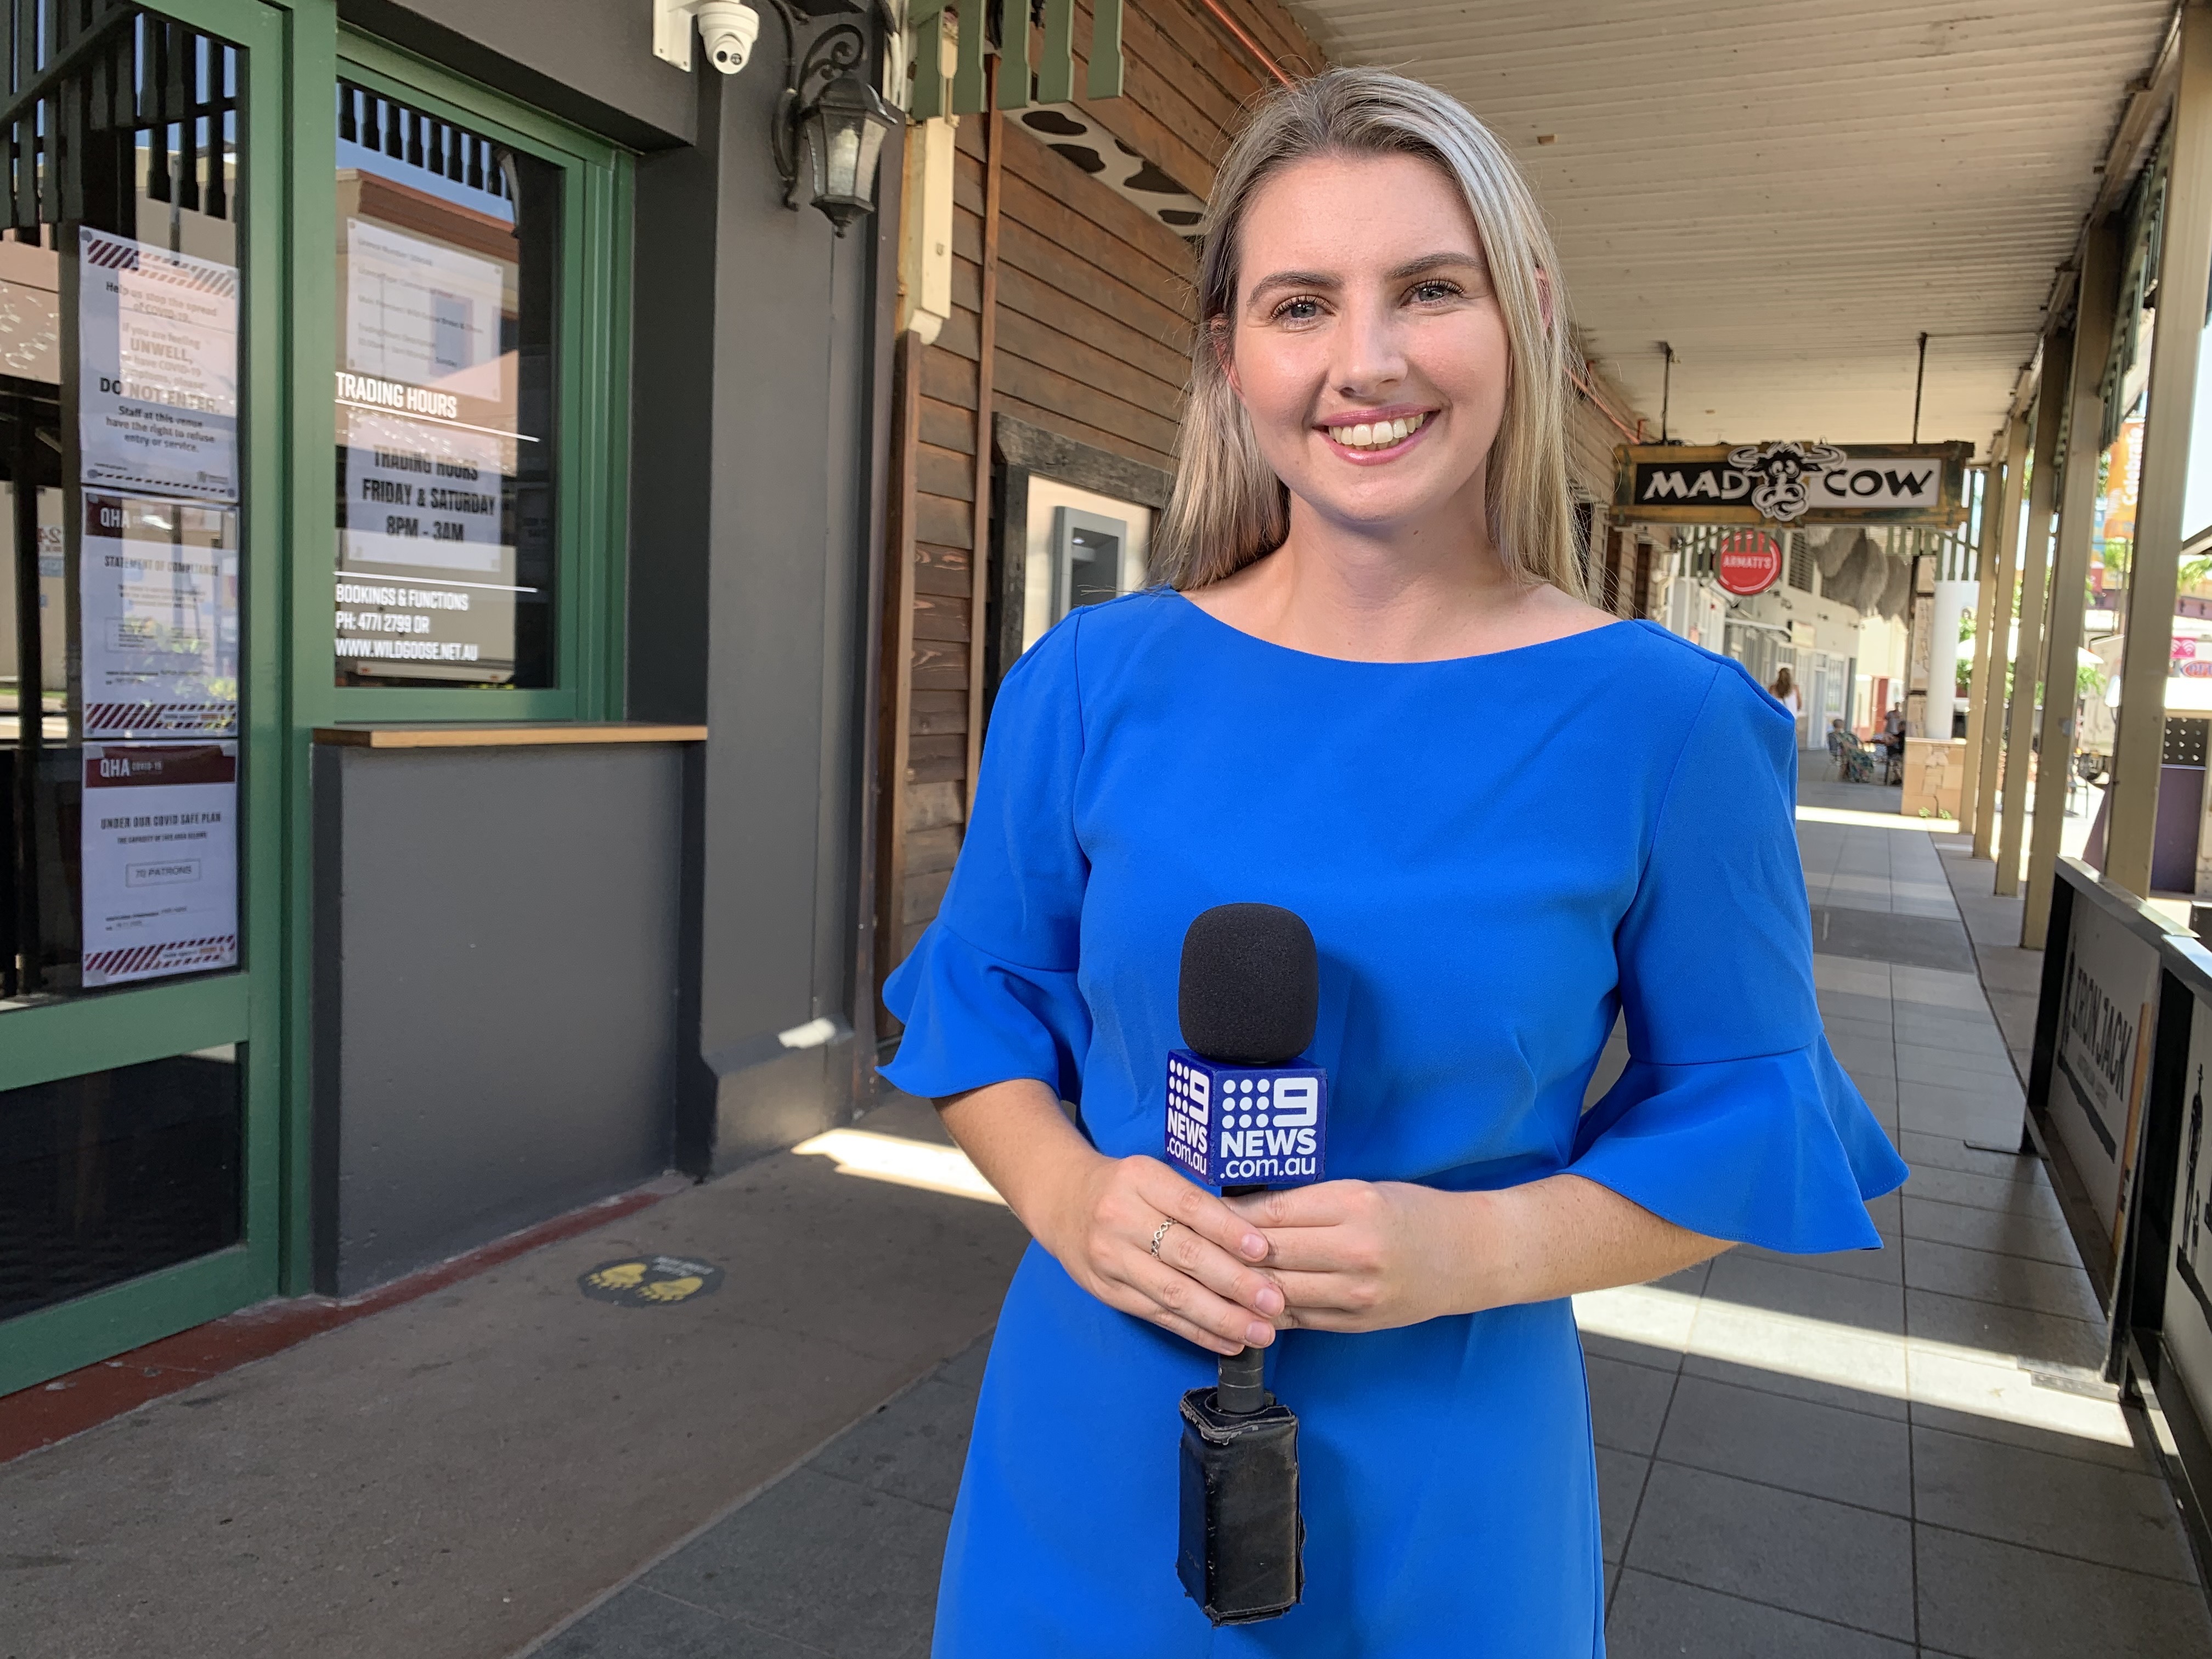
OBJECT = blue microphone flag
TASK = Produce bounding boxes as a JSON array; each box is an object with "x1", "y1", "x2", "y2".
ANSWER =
[{"x1": 1165, "y1": 1049, "x2": 1328, "y2": 1188}]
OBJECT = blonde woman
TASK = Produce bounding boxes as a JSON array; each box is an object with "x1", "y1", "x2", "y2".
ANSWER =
[{"x1": 884, "y1": 67, "x2": 1903, "y2": 1654}]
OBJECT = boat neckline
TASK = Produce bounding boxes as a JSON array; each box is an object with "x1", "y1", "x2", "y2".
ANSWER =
[{"x1": 1163, "y1": 588, "x2": 1636, "y2": 667}]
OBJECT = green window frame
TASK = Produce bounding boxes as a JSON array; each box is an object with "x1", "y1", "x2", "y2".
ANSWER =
[
  {"x1": 307, "y1": 32, "x2": 632, "y2": 726},
  {"x1": 1, "y1": 0, "x2": 290, "y2": 1397},
  {"x1": 2, "y1": 1, "x2": 639, "y2": 1397}
]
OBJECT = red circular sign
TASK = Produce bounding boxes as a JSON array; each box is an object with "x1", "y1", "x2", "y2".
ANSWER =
[{"x1": 1713, "y1": 530, "x2": 1783, "y2": 596}]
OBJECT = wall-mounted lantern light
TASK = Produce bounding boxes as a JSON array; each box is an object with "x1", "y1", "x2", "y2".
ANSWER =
[
  {"x1": 654, "y1": 0, "x2": 897, "y2": 238},
  {"x1": 774, "y1": 18, "x2": 900, "y2": 236}
]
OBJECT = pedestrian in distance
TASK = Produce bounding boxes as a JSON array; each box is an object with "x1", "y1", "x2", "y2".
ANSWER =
[
  {"x1": 882, "y1": 65, "x2": 1906, "y2": 1657},
  {"x1": 1878, "y1": 703, "x2": 1908, "y2": 783},
  {"x1": 1769, "y1": 663, "x2": 1805, "y2": 716},
  {"x1": 1771, "y1": 663, "x2": 1802, "y2": 726}
]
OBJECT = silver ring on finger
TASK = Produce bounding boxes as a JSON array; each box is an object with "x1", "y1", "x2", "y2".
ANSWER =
[{"x1": 1149, "y1": 1218, "x2": 1181, "y2": 1259}]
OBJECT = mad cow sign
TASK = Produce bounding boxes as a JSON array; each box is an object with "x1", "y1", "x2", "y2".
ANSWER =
[{"x1": 1613, "y1": 440, "x2": 1972, "y2": 528}]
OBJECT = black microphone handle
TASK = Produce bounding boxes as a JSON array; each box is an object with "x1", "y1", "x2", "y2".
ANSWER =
[{"x1": 1217, "y1": 1183, "x2": 1269, "y2": 1415}]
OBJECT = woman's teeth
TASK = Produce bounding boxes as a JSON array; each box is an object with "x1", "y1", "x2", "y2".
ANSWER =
[{"x1": 1327, "y1": 413, "x2": 1427, "y2": 450}]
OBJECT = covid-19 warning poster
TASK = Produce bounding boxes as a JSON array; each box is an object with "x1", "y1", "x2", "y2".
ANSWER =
[
  {"x1": 79, "y1": 742, "x2": 239, "y2": 986},
  {"x1": 77, "y1": 228, "x2": 240, "y2": 504},
  {"x1": 78, "y1": 492, "x2": 239, "y2": 737}
]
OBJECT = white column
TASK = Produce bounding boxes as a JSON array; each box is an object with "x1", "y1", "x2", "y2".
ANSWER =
[
  {"x1": 2107, "y1": 1, "x2": 2212, "y2": 895},
  {"x1": 1973, "y1": 421, "x2": 2030, "y2": 859},
  {"x1": 1999, "y1": 329, "x2": 2074, "y2": 897},
  {"x1": 1927, "y1": 579, "x2": 1974, "y2": 739}
]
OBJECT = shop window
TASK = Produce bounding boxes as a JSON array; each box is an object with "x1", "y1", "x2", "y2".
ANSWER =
[
  {"x1": 327, "y1": 46, "x2": 630, "y2": 717},
  {"x1": 334, "y1": 83, "x2": 556, "y2": 688},
  {"x1": 985, "y1": 420, "x2": 1171, "y2": 721},
  {"x1": 1015, "y1": 480, "x2": 1150, "y2": 654},
  {"x1": 2, "y1": 19, "x2": 245, "y2": 1000},
  {"x1": 1051, "y1": 508, "x2": 1127, "y2": 624}
]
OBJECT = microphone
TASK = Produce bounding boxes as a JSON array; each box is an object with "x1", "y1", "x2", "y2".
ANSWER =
[{"x1": 1165, "y1": 902, "x2": 1327, "y2": 1626}]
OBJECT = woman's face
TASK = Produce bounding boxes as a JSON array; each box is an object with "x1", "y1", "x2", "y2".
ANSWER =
[{"x1": 1225, "y1": 151, "x2": 1514, "y2": 542}]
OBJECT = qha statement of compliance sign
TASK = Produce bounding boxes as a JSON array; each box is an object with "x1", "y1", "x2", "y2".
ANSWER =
[{"x1": 78, "y1": 229, "x2": 240, "y2": 506}]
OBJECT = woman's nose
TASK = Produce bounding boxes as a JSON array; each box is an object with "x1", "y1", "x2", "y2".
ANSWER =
[{"x1": 1331, "y1": 296, "x2": 1408, "y2": 397}]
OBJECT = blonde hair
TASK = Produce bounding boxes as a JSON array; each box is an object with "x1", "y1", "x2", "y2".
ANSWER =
[{"x1": 1152, "y1": 68, "x2": 1583, "y2": 597}]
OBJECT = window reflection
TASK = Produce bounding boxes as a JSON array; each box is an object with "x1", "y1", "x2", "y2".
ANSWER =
[
  {"x1": 4, "y1": 21, "x2": 244, "y2": 1001},
  {"x1": 333, "y1": 86, "x2": 559, "y2": 688}
]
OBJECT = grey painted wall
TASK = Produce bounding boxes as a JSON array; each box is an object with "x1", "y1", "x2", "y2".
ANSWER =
[
  {"x1": 346, "y1": 1, "x2": 899, "y2": 1176},
  {"x1": 629, "y1": 43, "x2": 898, "y2": 1171},
  {"x1": 312, "y1": 745, "x2": 686, "y2": 1294},
  {"x1": 342, "y1": 0, "x2": 697, "y2": 148},
  {"x1": 627, "y1": 74, "x2": 719, "y2": 729}
]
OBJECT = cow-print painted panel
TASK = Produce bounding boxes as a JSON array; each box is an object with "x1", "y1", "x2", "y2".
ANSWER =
[{"x1": 1017, "y1": 103, "x2": 1207, "y2": 234}]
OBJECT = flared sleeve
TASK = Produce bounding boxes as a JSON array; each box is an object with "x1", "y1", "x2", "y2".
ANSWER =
[
  {"x1": 1568, "y1": 661, "x2": 1909, "y2": 1252},
  {"x1": 879, "y1": 616, "x2": 1091, "y2": 1104}
]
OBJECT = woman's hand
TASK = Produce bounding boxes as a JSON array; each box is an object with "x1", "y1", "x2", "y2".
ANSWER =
[
  {"x1": 1231, "y1": 1173, "x2": 1730, "y2": 1333},
  {"x1": 939, "y1": 1081, "x2": 1284, "y2": 1356},
  {"x1": 1231, "y1": 1180, "x2": 1485, "y2": 1333},
  {"x1": 1033, "y1": 1153, "x2": 1287, "y2": 1356},
  {"x1": 938, "y1": 1082, "x2": 1726, "y2": 1348}
]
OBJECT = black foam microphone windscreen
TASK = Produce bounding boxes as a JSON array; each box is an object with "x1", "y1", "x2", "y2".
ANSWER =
[{"x1": 1178, "y1": 904, "x2": 1318, "y2": 1068}]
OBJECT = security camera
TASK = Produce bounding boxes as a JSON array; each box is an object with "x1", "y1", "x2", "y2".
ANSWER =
[{"x1": 695, "y1": 1, "x2": 760, "y2": 74}]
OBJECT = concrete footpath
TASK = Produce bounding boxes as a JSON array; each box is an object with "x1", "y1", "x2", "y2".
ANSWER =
[
  {"x1": 0, "y1": 1098, "x2": 1028, "y2": 1659},
  {"x1": 6, "y1": 762, "x2": 2211, "y2": 1658}
]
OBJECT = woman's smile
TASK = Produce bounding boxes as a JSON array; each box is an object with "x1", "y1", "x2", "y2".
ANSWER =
[{"x1": 1319, "y1": 408, "x2": 1435, "y2": 461}]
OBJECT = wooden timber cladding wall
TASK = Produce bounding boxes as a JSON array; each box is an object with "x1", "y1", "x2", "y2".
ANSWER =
[
  {"x1": 1566, "y1": 360, "x2": 1641, "y2": 506},
  {"x1": 876, "y1": 0, "x2": 1324, "y2": 1030},
  {"x1": 1565, "y1": 361, "x2": 1659, "y2": 620}
]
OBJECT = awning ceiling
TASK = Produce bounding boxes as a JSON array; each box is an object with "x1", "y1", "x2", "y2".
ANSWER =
[{"x1": 1283, "y1": 0, "x2": 2175, "y2": 459}]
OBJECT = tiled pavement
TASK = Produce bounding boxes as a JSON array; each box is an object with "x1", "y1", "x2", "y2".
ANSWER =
[
  {"x1": 526, "y1": 765, "x2": 2212, "y2": 1658},
  {"x1": 1587, "y1": 770, "x2": 2211, "y2": 1659}
]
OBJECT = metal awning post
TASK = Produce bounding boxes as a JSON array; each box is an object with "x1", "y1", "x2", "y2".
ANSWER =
[
  {"x1": 1974, "y1": 417, "x2": 2031, "y2": 860},
  {"x1": 2108, "y1": 2, "x2": 2212, "y2": 898},
  {"x1": 1998, "y1": 333, "x2": 2073, "y2": 897},
  {"x1": 2027, "y1": 220, "x2": 2125, "y2": 946}
]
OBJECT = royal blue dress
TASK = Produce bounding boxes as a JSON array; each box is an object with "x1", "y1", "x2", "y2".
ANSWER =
[{"x1": 882, "y1": 590, "x2": 1906, "y2": 1657}]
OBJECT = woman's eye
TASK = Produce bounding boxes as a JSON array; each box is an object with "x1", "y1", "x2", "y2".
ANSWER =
[
  {"x1": 1272, "y1": 296, "x2": 1323, "y2": 323},
  {"x1": 1408, "y1": 280, "x2": 1463, "y2": 304}
]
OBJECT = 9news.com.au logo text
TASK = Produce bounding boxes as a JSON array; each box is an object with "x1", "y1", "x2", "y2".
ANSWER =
[{"x1": 1165, "y1": 1051, "x2": 1327, "y2": 1187}]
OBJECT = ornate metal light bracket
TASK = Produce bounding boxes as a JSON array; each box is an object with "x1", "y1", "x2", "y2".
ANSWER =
[{"x1": 766, "y1": 3, "x2": 868, "y2": 212}]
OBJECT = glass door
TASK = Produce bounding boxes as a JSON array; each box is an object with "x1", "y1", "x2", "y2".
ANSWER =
[{"x1": 1, "y1": 0, "x2": 291, "y2": 1395}]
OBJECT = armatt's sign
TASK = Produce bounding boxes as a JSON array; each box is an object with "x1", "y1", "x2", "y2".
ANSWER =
[
  {"x1": 1713, "y1": 530, "x2": 1782, "y2": 596},
  {"x1": 1613, "y1": 440, "x2": 1972, "y2": 527}
]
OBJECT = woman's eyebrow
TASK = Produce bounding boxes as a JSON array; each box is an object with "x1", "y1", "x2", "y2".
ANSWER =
[
  {"x1": 1385, "y1": 252, "x2": 1487, "y2": 280},
  {"x1": 1243, "y1": 251, "x2": 1489, "y2": 304},
  {"x1": 1245, "y1": 268, "x2": 1338, "y2": 300}
]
